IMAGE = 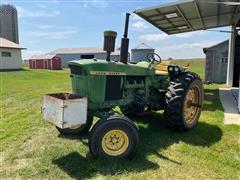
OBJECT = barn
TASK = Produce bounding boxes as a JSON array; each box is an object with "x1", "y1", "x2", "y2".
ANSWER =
[
  {"x1": 29, "y1": 54, "x2": 62, "y2": 70},
  {"x1": 0, "y1": 37, "x2": 25, "y2": 70},
  {"x1": 48, "y1": 47, "x2": 129, "y2": 68},
  {"x1": 203, "y1": 40, "x2": 229, "y2": 83}
]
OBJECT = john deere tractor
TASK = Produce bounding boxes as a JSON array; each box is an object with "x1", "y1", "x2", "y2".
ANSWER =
[{"x1": 42, "y1": 13, "x2": 204, "y2": 160}]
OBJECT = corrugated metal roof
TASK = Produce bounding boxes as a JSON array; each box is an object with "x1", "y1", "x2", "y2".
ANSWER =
[
  {"x1": 203, "y1": 39, "x2": 229, "y2": 53},
  {"x1": 132, "y1": 43, "x2": 154, "y2": 50},
  {"x1": 0, "y1": 37, "x2": 25, "y2": 49},
  {"x1": 29, "y1": 54, "x2": 56, "y2": 60},
  {"x1": 49, "y1": 47, "x2": 122, "y2": 56},
  {"x1": 134, "y1": 0, "x2": 240, "y2": 35},
  {"x1": 50, "y1": 47, "x2": 105, "y2": 54}
]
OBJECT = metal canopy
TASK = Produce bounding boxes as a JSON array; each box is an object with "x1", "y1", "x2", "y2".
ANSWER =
[{"x1": 134, "y1": 0, "x2": 240, "y2": 35}]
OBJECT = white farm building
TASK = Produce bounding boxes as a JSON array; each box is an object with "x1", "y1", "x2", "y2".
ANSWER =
[
  {"x1": 0, "y1": 37, "x2": 25, "y2": 70},
  {"x1": 49, "y1": 47, "x2": 124, "y2": 68},
  {"x1": 37, "y1": 43, "x2": 151, "y2": 68}
]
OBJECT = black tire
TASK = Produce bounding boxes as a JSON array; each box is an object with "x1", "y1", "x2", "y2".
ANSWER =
[
  {"x1": 89, "y1": 115, "x2": 139, "y2": 160},
  {"x1": 56, "y1": 116, "x2": 93, "y2": 135},
  {"x1": 164, "y1": 72, "x2": 204, "y2": 131}
]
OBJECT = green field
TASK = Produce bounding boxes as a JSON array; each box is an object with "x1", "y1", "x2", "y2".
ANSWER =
[{"x1": 1, "y1": 59, "x2": 239, "y2": 179}]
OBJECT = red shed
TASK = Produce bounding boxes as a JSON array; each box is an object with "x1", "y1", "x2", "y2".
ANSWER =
[{"x1": 29, "y1": 54, "x2": 62, "y2": 70}]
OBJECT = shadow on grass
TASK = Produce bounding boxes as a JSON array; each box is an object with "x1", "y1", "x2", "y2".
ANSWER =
[
  {"x1": 53, "y1": 86, "x2": 223, "y2": 179},
  {"x1": 53, "y1": 111, "x2": 222, "y2": 179},
  {"x1": 0, "y1": 68, "x2": 28, "y2": 72}
]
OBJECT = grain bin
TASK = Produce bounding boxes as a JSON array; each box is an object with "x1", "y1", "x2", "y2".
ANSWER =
[
  {"x1": 131, "y1": 43, "x2": 154, "y2": 64},
  {"x1": 0, "y1": 4, "x2": 19, "y2": 43}
]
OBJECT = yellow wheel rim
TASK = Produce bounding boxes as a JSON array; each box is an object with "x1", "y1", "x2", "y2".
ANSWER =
[
  {"x1": 102, "y1": 129, "x2": 129, "y2": 156},
  {"x1": 184, "y1": 85, "x2": 200, "y2": 124}
]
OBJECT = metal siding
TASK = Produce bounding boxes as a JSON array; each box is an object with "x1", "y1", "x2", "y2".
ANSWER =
[
  {"x1": 0, "y1": 48, "x2": 22, "y2": 70},
  {"x1": 56, "y1": 53, "x2": 108, "y2": 68},
  {"x1": 205, "y1": 50, "x2": 214, "y2": 82},
  {"x1": 29, "y1": 60, "x2": 32, "y2": 69},
  {"x1": 42, "y1": 94, "x2": 88, "y2": 129},
  {"x1": 35, "y1": 59, "x2": 44, "y2": 69},
  {"x1": 205, "y1": 40, "x2": 229, "y2": 83},
  {"x1": 52, "y1": 57, "x2": 62, "y2": 70},
  {"x1": 0, "y1": 5, "x2": 19, "y2": 43},
  {"x1": 44, "y1": 60, "x2": 48, "y2": 69}
]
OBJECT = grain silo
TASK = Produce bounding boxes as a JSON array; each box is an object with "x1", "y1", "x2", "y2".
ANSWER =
[
  {"x1": 0, "y1": 4, "x2": 19, "y2": 44},
  {"x1": 131, "y1": 43, "x2": 154, "y2": 63}
]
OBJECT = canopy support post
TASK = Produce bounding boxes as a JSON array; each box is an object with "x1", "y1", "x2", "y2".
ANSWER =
[{"x1": 226, "y1": 25, "x2": 236, "y2": 87}]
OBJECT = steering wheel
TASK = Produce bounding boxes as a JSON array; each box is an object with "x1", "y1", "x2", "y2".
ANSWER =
[{"x1": 147, "y1": 53, "x2": 162, "y2": 65}]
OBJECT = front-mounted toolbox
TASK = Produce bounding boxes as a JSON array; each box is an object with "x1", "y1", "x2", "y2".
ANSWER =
[{"x1": 42, "y1": 93, "x2": 88, "y2": 129}]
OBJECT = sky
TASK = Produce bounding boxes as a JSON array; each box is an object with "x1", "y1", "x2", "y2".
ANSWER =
[{"x1": 1, "y1": 0, "x2": 230, "y2": 59}]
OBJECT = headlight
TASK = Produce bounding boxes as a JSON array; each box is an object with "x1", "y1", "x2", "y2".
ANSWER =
[
  {"x1": 168, "y1": 66, "x2": 174, "y2": 72},
  {"x1": 174, "y1": 66, "x2": 180, "y2": 72}
]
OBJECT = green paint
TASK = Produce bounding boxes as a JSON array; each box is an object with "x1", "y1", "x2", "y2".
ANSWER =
[
  {"x1": 68, "y1": 59, "x2": 156, "y2": 76},
  {"x1": 69, "y1": 59, "x2": 170, "y2": 115}
]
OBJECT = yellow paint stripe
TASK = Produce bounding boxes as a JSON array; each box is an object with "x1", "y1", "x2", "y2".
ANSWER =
[{"x1": 90, "y1": 71, "x2": 126, "y2": 76}]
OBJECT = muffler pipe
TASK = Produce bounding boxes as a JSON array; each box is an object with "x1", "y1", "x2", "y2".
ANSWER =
[{"x1": 120, "y1": 13, "x2": 130, "y2": 64}]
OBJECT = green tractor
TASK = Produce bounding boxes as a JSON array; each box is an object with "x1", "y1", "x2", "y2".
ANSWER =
[{"x1": 42, "y1": 13, "x2": 204, "y2": 160}]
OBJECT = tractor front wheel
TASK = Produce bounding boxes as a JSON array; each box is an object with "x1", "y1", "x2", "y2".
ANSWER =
[
  {"x1": 56, "y1": 116, "x2": 93, "y2": 135},
  {"x1": 89, "y1": 115, "x2": 139, "y2": 160},
  {"x1": 164, "y1": 72, "x2": 204, "y2": 131}
]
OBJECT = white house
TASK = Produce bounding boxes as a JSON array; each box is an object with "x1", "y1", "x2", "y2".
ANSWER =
[{"x1": 0, "y1": 37, "x2": 25, "y2": 70}]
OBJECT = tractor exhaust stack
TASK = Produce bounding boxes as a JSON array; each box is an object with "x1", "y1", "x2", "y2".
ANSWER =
[{"x1": 120, "y1": 13, "x2": 130, "y2": 64}]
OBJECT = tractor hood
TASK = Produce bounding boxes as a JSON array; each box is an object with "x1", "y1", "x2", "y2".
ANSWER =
[{"x1": 68, "y1": 59, "x2": 155, "y2": 76}]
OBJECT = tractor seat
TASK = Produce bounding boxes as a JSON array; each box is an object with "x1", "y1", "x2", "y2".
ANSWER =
[{"x1": 155, "y1": 60, "x2": 171, "y2": 75}]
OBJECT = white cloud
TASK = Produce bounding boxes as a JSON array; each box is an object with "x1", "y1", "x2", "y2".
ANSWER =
[
  {"x1": 175, "y1": 31, "x2": 206, "y2": 38},
  {"x1": 175, "y1": 33, "x2": 193, "y2": 38},
  {"x1": 131, "y1": 13, "x2": 142, "y2": 20},
  {"x1": 139, "y1": 33, "x2": 169, "y2": 41},
  {"x1": 25, "y1": 30, "x2": 78, "y2": 39},
  {"x1": 82, "y1": 0, "x2": 108, "y2": 8},
  {"x1": 52, "y1": 0, "x2": 60, "y2": 3},
  {"x1": 130, "y1": 13, "x2": 149, "y2": 31},
  {"x1": 131, "y1": 21, "x2": 149, "y2": 30},
  {"x1": 16, "y1": 6, "x2": 60, "y2": 18},
  {"x1": 22, "y1": 50, "x2": 45, "y2": 59},
  {"x1": 38, "y1": 5, "x2": 47, "y2": 9},
  {"x1": 154, "y1": 41, "x2": 219, "y2": 59},
  {"x1": 139, "y1": 30, "x2": 207, "y2": 42},
  {"x1": 159, "y1": 41, "x2": 219, "y2": 52},
  {"x1": 36, "y1": 25, "x2": 52, "y2": 29}
]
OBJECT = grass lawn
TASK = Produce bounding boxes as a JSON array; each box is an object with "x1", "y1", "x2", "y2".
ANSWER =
[{"x1": 1, "y1": 59, "x2": 239, "y2": 179}]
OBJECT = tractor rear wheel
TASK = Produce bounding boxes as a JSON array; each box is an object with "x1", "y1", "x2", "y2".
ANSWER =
[
  {"x1": 164, "y1": 72, "x2": 204, "y2": 131},
  {"x1": 89, "y1": 115, "x2": 139, "y2": 160},
  {"x1": 56, "y1": 116, "x2": 93, "y2": 135}
]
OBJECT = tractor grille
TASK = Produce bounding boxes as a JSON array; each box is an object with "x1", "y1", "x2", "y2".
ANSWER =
[{"x1": 69, "y1": 66, "x2": 84, "y2": 75}]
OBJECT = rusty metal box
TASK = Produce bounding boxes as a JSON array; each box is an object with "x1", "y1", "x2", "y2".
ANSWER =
[{"x1": 42, "y1": 93, "x2": 87, "y2": 129}]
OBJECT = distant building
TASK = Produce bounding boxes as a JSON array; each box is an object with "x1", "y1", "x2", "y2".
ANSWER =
[
  {"x1": 29, "y1": 54, "x2": 62, "y2": 70},
  {"x1": 48, "y1": 47, "x2": 127, "y2": 68},
  {"x1": 131, "y1": 43, "x2": 155, "y2": 63},
  {"x1": 203, "y1": 40, "x2": 229, "y2": 83},
  {"x1": 0, "y1": 4, "x2": 19, "y2": 43},
  {"x1": 0, "y1": 37, "x2": 25, "y2": 70}
]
